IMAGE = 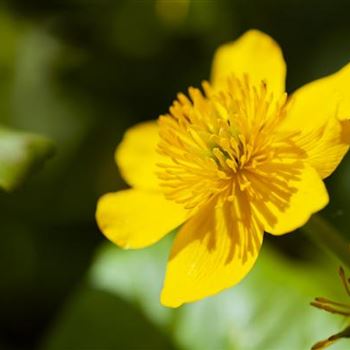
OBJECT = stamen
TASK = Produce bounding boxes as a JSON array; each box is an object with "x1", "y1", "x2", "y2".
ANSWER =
[
  {"x1": 157, "y1": 75, "x2": 296, "y2": 209},
  {"x1": 310, "y1": 301, "x2": 350, "y2": 317},
  {"x1": 315, "y1": 297, "x2": 350, "y2": 309},
  {"x1": 339, "y1": 267, "x2": 350, "y2": 296}
]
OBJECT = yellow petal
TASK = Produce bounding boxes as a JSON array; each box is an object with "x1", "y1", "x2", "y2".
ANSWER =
[
  {"x1": 116, "y1": 121, "x2": 162, "y2": 190},
  {"x1": 211, "y1": 29, "x2": 286, "y2": 96},
  {"x1": 161, "y1": 196, "x2": 263, "y2": 307},
  {"x1": 251, "y1": 164, "x2": 329, "y2": 236},
  {"x1": 96, "y1": 189, "x2": 188, "y2": 249},
  {"x1": 294, "y1": 116, "x2": 350, "y2": 179},
  {"x1": 285, "y1": 63, "x2": 350, "y2": 132},
  {"x1": 282, "y1": 64, "x2": 350, "y2": 178}
]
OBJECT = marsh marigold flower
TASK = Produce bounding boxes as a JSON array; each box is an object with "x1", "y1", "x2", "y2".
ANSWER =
[{"x1": 96, "y1": 30, "x2": 350, "y2": 307}]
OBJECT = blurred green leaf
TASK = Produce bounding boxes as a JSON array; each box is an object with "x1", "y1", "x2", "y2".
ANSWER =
[
  {"x1": 41, "y1": 287, "x2": 176, "y2": 350},
  {"x1": 0, "y1": 127, "x2": 54, "y2": 191},
  {"x1": 88, "y1": 238, "x2": 347, "y2": 350},
  {"x1": 11, "y1": 28, "x2": 93, "y2": 151},
  {"x1": 43, "y1": 237, "x2": 349, "y2": 350}
]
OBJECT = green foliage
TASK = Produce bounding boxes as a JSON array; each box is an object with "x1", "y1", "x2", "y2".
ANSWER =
[
  {"x1": 0, "y1": 127, "x2": 54, "y2": 191},
  {"x1": 43, "y1": 237, "x2": 347, "y2": 350},
  {"x1": 42, "y1": 288, "x2": 175, "y2": 350}
]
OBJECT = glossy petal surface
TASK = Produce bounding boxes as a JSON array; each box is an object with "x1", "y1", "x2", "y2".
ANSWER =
[
  {"x1": 116, "y1": 121, "x2": 161, "y2": 190},
  {"x1": 211, "y1": 29, "x2": 286, "y2": 97},
  {"x1": 251, "y1": 165, "x2": 329, "y2": 235},
  {"x1": 283, "y1": 64, "x2": 350, "y2": 178},
  {"x1": 96, "y1": 189, "x2": 188, "y2": 249},
  {"x1": 161, "y1": 197, "x2": 263, "y2": 307}
]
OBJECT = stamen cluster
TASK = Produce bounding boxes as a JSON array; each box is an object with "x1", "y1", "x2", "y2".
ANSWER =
[{"x1": 157, "y1": 76, "x2": 305, "y2": 211}]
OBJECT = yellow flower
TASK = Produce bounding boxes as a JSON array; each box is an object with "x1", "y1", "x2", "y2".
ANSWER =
[{"x1": 96, "y1": 30, "x2": 350, "y2": 307}]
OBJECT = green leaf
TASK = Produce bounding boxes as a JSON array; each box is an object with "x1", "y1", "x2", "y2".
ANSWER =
[
  {"x1": 89, "y1": 238, "x2": 347, "y2": 350},
  {"x1": 41, "y1": 287, "x2": 176, "y2": 350},
  {"x1": 0, "y1": 127, "x2": 55, "y2": 191},
  {"x1": 44, "y1": 237, "x2": 348, "y2": 350}
]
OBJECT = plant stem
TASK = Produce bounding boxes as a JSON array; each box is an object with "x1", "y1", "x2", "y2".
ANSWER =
[{"x1": 304, "y1": 215, "x2": 350, "y2": 269}]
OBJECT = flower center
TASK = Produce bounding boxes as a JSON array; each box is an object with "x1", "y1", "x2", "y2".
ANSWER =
[{"x1": 157, "y1": 76, "x2": 302, "y2": 210}]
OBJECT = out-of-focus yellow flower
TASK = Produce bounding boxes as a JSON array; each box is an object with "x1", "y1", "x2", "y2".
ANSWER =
[{"x1": 96, "y1": 30, "x2": 350, "y2": 307}]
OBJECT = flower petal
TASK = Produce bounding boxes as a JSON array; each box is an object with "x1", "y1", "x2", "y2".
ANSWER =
[
  {"x1": 96, "y1": 189, "x2": 188, "y2": 249},
  {"x1": 285, "y1": 63, "x2": 350, "y2": 132},
  {"x1": 251, "y1": 164, "x2": 329, "y2": 236},
  {"x1": 161, "y1": 196, "x2": 263, "y2": 307},
  {"x1": 116, "y1": 121, "x2": 161, "y2": 190},
  {"x1": 294, "y1": 116, "x2": 350, "y2": 179},
  {"x1": 211, "y1": 29, "x2": 286, "y2": 96},
  {"x1": 282, "y1": 64, "x2": 350, "y2": 179}
]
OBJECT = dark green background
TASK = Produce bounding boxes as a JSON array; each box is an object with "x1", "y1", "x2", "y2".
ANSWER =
[{"x1": 1, "y1": 1, "x2": 350, "y2": 349}]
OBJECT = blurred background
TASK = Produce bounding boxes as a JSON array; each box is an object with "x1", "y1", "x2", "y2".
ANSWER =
[{"x1": 1, "y1": 0, "x2": 350, "y2": 349}]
